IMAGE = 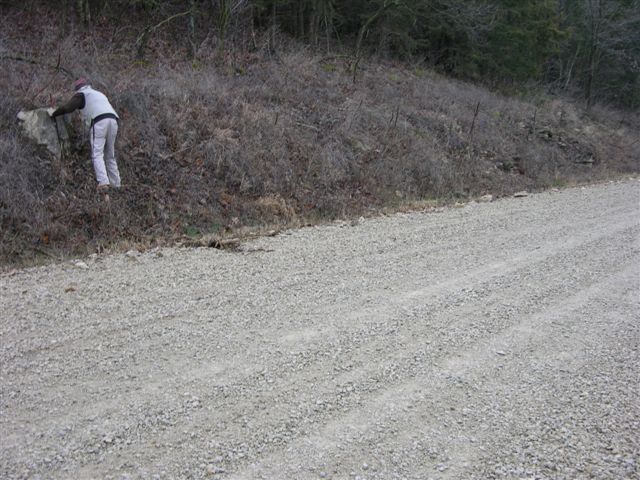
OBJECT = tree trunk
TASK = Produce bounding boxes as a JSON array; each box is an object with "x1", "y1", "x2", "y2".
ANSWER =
[
  {"x1": 353, "y1": 0, "x2": 395, "y2": 83},
  {"x1": 188, "y1": 0, "x2": 197, "y2": 59},
  {"x1": 220, "y1": 0, "x2": 233, "y2": 56},
  {"x1": 563, "y1": 45, "x2": 580, "y2": 90},
  {"x1": 585, "y1": 0, "x2": 602, "y2": 110},
  {"x1": 324, "y1": 5, "x2": 331, "y2": 53},
  {"x1": 76, "y1": 0, "x2": 90, "y2": 25},
  {"x1": 271, "y1": 1, "x2": 277, "y2": 52},
  {"x1": 298, "y1": 1, "x2": 305, "y2": 40},
  {"x1": 61, "y1": 0, "x2": 68, "y2": 37}
]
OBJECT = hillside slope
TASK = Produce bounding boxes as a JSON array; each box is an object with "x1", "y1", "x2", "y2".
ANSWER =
[{"x1": 1, "y1": 4, "x2": 638, "y2": 265}]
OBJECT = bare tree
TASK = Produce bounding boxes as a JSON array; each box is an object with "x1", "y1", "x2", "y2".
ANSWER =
[
  {"x1": 352, "y1": 0, "x2": 398, "y2": 83},
  {"x1": 76, "y1": 0, "x2": 90, "y2": 25},
  {"x1": 561, "y1": 0, "x2": 640, "y2": 108},
  {"x1": 211, "y1": 0, "x2": 249, "y2": 54}
]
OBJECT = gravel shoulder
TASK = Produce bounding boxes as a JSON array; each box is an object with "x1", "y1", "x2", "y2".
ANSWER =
[{"x1": 1, "y1": 180, "x2": 639, "y2": 480}]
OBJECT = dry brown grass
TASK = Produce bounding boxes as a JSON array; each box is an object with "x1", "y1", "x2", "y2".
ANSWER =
[{"x1": 1, "y1": 6, "x2": 638, "y2": 265}]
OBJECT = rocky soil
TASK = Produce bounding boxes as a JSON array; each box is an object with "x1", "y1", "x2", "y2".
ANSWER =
[{"x1": 1, "y1": 180, "x2": 639, "y2": 480}]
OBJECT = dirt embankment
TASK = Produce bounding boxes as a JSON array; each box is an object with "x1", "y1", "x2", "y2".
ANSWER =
[
  {"x1": 2, "y1": 4, "x2": 640, "y2": 264},
  {"x1": 1, "y1": 179, "x2": 639, "y2": 479}
]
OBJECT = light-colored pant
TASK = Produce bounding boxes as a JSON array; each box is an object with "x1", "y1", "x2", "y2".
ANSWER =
[{"x1": 90, "y1": 118, "x2": 121, "y2": 187}]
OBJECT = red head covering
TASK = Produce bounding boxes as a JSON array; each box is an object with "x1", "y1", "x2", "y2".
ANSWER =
[{"x1": 73, "y1": 78, "x2": 88, "y2": 91}]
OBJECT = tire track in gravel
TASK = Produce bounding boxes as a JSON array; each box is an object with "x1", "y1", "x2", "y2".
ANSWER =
[
  {"x1": 422, "y1": 263, "x2": 639, "y2": 480},
  {"x1": 2, "y1": 215, "x2": 634, "y2": 433},
  {"x1": 13, "y1": 206, "x2": 637, "y2": 478},
  {"x1": 1, "y1": 180, "x2": 638, "y2": 479},
  {"x1": 2, "y1": 203, "x2": 633, "y2": 383},
  {"x1": 224, "y1": 259, "x2": 639, "y2": 480},
  {"x1": 0, "y1": 186, "x2": 631, "y2": 358}
]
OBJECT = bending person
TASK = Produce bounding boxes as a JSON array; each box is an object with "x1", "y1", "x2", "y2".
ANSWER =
[{"x1": 52, "y1": 78, "x2": 121, "y2": 190}]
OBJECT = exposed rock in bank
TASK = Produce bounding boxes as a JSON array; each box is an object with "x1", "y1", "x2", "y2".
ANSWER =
[{"x1": 17, "y1": 108, "x2": 70, "y2": 160}]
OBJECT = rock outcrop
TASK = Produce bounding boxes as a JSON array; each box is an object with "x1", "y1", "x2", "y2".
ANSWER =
[{"x1": 17, "y1": 108, "x2": 70, "y2": 160}]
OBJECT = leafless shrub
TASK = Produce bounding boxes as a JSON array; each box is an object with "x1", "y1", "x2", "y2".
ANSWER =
[
  {"x1": 1, "y1": 5, "x2": 638, "y2": 264},
  {"x1": 0, "y1": 93, "x2": 55, "y2": 259}
]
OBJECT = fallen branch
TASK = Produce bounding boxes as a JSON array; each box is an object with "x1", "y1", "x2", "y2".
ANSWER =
[
  {"x1": 135, "y1": 10, "x2": 193, "y2": 60},
  {"x1": 180, "y1": 235, "x2": 241, "y2": 250},
  {"x1": 294, "y1": 122, "x2": 320, "y2": 132},
  {"x1": 0, "y1": 53, "x2": 76, "y2": 78},
  {"x1": 31, "y1": 53, "x2": 64, "y2": 104}
]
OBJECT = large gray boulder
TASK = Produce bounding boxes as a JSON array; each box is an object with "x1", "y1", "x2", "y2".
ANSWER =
[{"x1": 17, "y1": 108, "x2": 70, "y2": 160}]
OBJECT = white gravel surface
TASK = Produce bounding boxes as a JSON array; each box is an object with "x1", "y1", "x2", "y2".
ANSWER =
[{"x1": 1, "y1": 180, "x2": 639, "y2": 480}]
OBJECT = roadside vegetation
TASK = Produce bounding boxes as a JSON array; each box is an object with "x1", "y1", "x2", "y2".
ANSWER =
[{"x1": 1, "y1": 1, "x2": 638, "y2": 266}]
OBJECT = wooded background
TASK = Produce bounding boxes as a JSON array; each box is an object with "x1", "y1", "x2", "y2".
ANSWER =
[{"x1": 41, "y1": 0, "x2": 639, "y2": 109}]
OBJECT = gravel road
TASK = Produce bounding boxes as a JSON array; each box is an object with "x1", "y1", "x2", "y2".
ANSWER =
[{"x1": 1, "y1": 180, "x2": 639, "y2": 480}]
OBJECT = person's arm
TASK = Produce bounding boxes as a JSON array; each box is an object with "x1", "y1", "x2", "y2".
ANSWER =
[{"x1": 51, "y1": 93, "x2": 85, "y2": 117}]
